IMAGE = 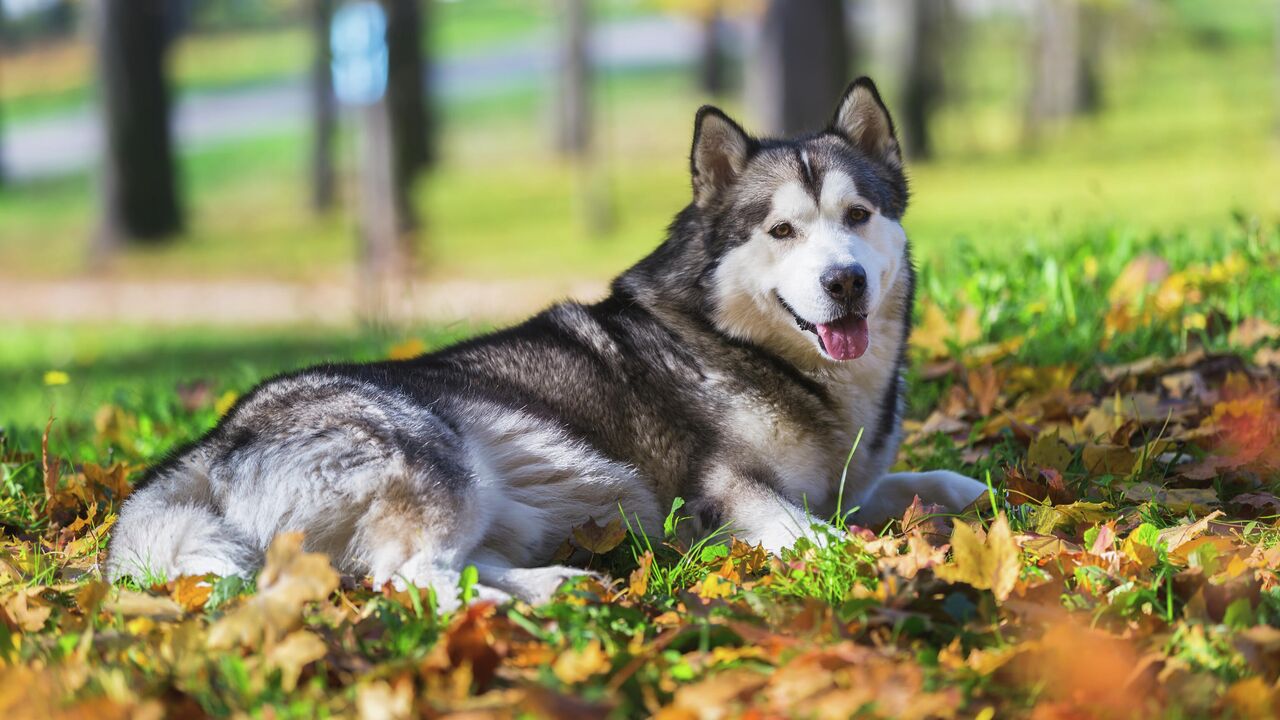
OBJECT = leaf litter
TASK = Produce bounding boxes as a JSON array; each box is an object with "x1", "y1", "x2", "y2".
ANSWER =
[{"x1": 4, "y1": 236, "x2": 1280, "y2": 717}]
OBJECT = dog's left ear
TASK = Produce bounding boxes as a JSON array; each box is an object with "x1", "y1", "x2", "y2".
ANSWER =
[
  {"x1": 829, "y1": 78, "x2": 902, "y2": 172},
  {"x1": 690, "y1": 106, "x2": 752, "y2": 207}
]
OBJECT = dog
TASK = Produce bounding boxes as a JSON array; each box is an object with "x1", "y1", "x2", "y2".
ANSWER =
[{"x1": 107, "y1": 78, "x2": 987, "y2": 608}]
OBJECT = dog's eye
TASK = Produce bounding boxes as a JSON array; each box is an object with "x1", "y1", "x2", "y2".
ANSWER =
[
  {"x1": 845, "y1": 206, "x2": 871, "y2": 225},
  {"x1": 768, "y1": 222, "x2": 794, "y2": 239}
]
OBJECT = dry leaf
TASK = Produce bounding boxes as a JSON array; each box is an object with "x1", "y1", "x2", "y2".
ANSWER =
[
  {"x1": 571, "y1": 518, "x2": 627, "y2": 554},
  {"x1": 207, "y1": 532, "x2": 338, "y2": 650},
  {"x1": 935, "y1": 514, "x2": 1020, "y2": 601}
]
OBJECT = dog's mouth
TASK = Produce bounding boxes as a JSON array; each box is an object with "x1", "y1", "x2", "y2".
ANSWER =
[{"x1": 776, "y1": 293, "x2": 870, "y2": 361}]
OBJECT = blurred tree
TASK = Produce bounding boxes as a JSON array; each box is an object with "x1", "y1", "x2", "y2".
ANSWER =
[
  {"x1": 699, "y1": 0, "x2": 729, "y2": 97},
  {"x1": 383, "y1": 0, "x2": 434, "y2": 227},
  {"x1": 900, "y1": 0, "x2": 951, "y2": 160},
  {"x1": 555, "y1": 0, "x2": 613, "y2": 235},
  {"x1": 556, "y1": 0, "x2": 591, "y2": 156},
  {"x1": 91, "y1": 0, "x2": 183, "y2": 259},
  {"x1": 1025, "y1": 0, "x2": 1104, "y2": 143},
  {"x1": 749, "y1": 0, "x2": 851, "y2": 136},
  {"x1": 311, "y1": 0, "x2": 337, "y2": 211}
]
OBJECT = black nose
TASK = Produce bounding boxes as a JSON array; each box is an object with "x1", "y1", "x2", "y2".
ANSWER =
[{"x1": 821, "y1": 264, "x2": 867, "y2": 304}]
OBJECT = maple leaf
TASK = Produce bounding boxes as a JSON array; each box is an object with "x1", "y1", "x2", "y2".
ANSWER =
[
  {"x1": 571, "y1": 518, "x2": 627, "y2": 554},
  {"x1": 207, "y1": 532, "x2": 339, "y2": 650},
  {"x1": 935, "y1": 514, "x2": 1020, "y2": 602},
  {"x1": 1027, "y1": 431, "x2": 1073, "y2": 473}
]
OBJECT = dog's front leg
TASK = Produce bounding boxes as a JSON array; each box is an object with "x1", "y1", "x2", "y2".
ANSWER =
[
  {"x1": 852, "y1": 470, "x2": 988, "y2": 527},
  {"x1": 696, "y1": 462, "x2": 837, "y2": 556}
]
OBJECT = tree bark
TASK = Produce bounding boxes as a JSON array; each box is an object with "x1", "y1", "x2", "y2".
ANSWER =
[
  {"x1": 310, "y1": 0, "x2": 337, "y2": 211},
  {"x1": 91, "y1": 0, "x2": 183, "y2": 256},
  {"x1": 749, "y1": 0, "x2": 851, "y2": 137},
  {"x1": 901, "y1": 0, "x2": 950, "y2": 160},
  {"x1": 556, "y1": 0, "x2": 591, "y2": 156}
]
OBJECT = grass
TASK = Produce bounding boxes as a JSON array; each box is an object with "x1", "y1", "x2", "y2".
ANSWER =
[{"x1": 2, "y1": 219, "x2": 1280, "y2": 716}]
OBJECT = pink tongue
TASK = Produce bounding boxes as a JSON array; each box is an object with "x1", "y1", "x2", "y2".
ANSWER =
[{"x1": 816, "y1": 315, "x2": 870, "y2": 361}]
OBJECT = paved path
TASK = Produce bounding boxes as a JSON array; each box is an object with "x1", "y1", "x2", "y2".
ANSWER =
[
  {"x1": 3, "y1": 16, "x2": 703, "y2": 182},
  {"x1": 0, "y1": 276, "x2": 610, "y2": 326}
]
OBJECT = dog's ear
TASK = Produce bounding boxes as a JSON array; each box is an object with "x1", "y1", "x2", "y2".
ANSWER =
[
  {"x1": 829, "y1": 78, "x2": 902, "y2": 171},
  {"x1": 690, "y1": 106, "x2": 751, "y2": 207}
]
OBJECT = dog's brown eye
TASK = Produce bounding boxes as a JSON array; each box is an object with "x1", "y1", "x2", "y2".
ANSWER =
[
  {"x1": 768, "y1": 222, "x2": 794, "y2": 239},
  {"x1": 845, "y1": 206, "x2": 871, "y2": 225}
]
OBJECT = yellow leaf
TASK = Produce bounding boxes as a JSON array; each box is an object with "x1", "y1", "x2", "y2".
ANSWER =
[
  {"x1": 698, "y1": 573, "x2": 735, "y2": 600},
  {"x1": 387, "y1": 338, "x2": 427, "y2": 360},
  {"x1": 266, "y1": 630, "x2": 328, "y2": 692},
  {"x1": 207, "y1": 532, "x2": 339, "y2": 650},
  {"x1": 552, "y1": 639, "x2": 609, "y2": 684},
  {"x1": 1028, "y1": 431, "x2": 1072, "y2": 473},
  {"x1": 357, "y1": 678, "x2": 414, "y2": 720},
  {"x1": 1030, "y1": 501, "x2": 1112, "y2": 534},
  {"x1": 1081, "y1": 443, "x2": 1137, "y2": 477},
  {"x1": 628, "y1": 551, "x2": 653, "y2": 598},
  {"x1": 102, "y1": 589, "x2": 184, "y2": 622},
  {"x1": 170, "y1": 576, "x2": 214, "y2": 613},
  {"x1": 42, "y1": 370, "x2": 69, "y2": 386},
  {"x1": 214, "y1": 391, "x2": 239, "y2": 418},
  {"x1": 1222, "y1": 677, "x2": 1278, "y2": 720},
  {"x1": 1, "y1": 590, "x2": 51, "y2": 632},
  {"x1": 935, "y1": 514, "x2": 1020, "y2": 601}
]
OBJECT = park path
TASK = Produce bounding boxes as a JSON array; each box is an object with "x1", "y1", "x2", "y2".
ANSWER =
[
  {"x1": 0, "y1": 276, "x2": 610, "y2": 326},
  {"x1": 3, "y1": 16, "x2": 702, "y2": 182}
]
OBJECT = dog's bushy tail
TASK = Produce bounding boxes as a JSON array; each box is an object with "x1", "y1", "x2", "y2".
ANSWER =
[{"x1": 105, "y1": 456, "x2": 260, "y2": 583}]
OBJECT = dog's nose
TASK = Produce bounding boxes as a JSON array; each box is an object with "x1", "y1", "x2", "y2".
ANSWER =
[{"x1": 821, "y1": 264, "x2": 867, "y2": 304}]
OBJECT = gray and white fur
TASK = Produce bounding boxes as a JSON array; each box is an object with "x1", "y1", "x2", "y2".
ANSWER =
[{"x1": 107, "y1": 79, "x2": 987, "y2": 609}]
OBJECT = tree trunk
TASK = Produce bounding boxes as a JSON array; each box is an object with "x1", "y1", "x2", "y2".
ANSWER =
[
  {"x1": 91, "y1": 0, "x2": 183, "y2": 257},
  {"x1": 356, "y1": 100, "x2": 415, "y2": 320},
  {"x1": 383, "y1": 0, "x2": 432, "y2": 228},
  {"x1": 749, "y1": 0, "x2": 850, "y2": 137},
  {"x1": 699, "y1": 2, "x2": 728, "y2": 97},
  {"x1": 901, "y1": 0, "x2": 950, "y2": 160},
  {"x1": 556, "y1": 0, "x2": 591, "y2": 156},
  {"x1": 310, "y1": 0, "x2": 337, "y2": 211},
  {"x1": 1025, "y1": 0, "x2": 1100, "y2": 143}
]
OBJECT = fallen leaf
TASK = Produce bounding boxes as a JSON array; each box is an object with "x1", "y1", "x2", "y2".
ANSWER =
[
  {"x1": 552, "y1": 639, "x2": 609, "y2": 685},
  {"x1": 266, "y1": 630, "x2": 328, "y2": 692},
  {"x1": 935, "y1": 514, "x2": 1020, "y2": 601},
  {"x1": 207, "y1": 532, "x2": 339, "y2": 650},
  {"x1": 571, "y1": 518, "x2": 627, "y2": 555}
]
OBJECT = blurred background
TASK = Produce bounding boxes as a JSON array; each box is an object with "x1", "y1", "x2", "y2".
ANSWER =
[{"x1": 1, "y1": 0, "x2": 1279, "y2": 430}]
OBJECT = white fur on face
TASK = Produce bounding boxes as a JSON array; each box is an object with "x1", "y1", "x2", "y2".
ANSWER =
[{"x1": 711, "y1": 169, "x2": 907, "y2": 365}]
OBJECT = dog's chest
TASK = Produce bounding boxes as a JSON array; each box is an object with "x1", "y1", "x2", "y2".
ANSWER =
[{"x1": 718, "y1": 330, "x2": 902, "y2": 511}]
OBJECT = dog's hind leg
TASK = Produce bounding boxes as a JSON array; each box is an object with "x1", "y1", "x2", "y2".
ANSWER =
[
  {"x1": 341, "y1": 445, "x2": 514, "y2": 612},
  {"x1": 107, "y1": 452, "x2": 260, "y2": 583}
]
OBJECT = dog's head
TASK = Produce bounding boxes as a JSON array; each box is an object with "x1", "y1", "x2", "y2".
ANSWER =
[{"x1": 691, "y1": 78, "x2": 909, "y2": 366}]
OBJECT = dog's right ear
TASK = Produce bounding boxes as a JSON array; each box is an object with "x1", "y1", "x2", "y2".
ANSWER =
[{"x1": 690, "y1": 106, "x2": 751, "y2": 207}]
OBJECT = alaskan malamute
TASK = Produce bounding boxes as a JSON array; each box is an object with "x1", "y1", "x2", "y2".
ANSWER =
[{"x1": 108, "y1": 78, "x2": 986, "y2": 607}]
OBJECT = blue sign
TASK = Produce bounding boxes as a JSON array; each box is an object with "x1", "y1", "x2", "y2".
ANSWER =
[{"x1": 331, "y1": 2, "x2": 389, "y2": 106}]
